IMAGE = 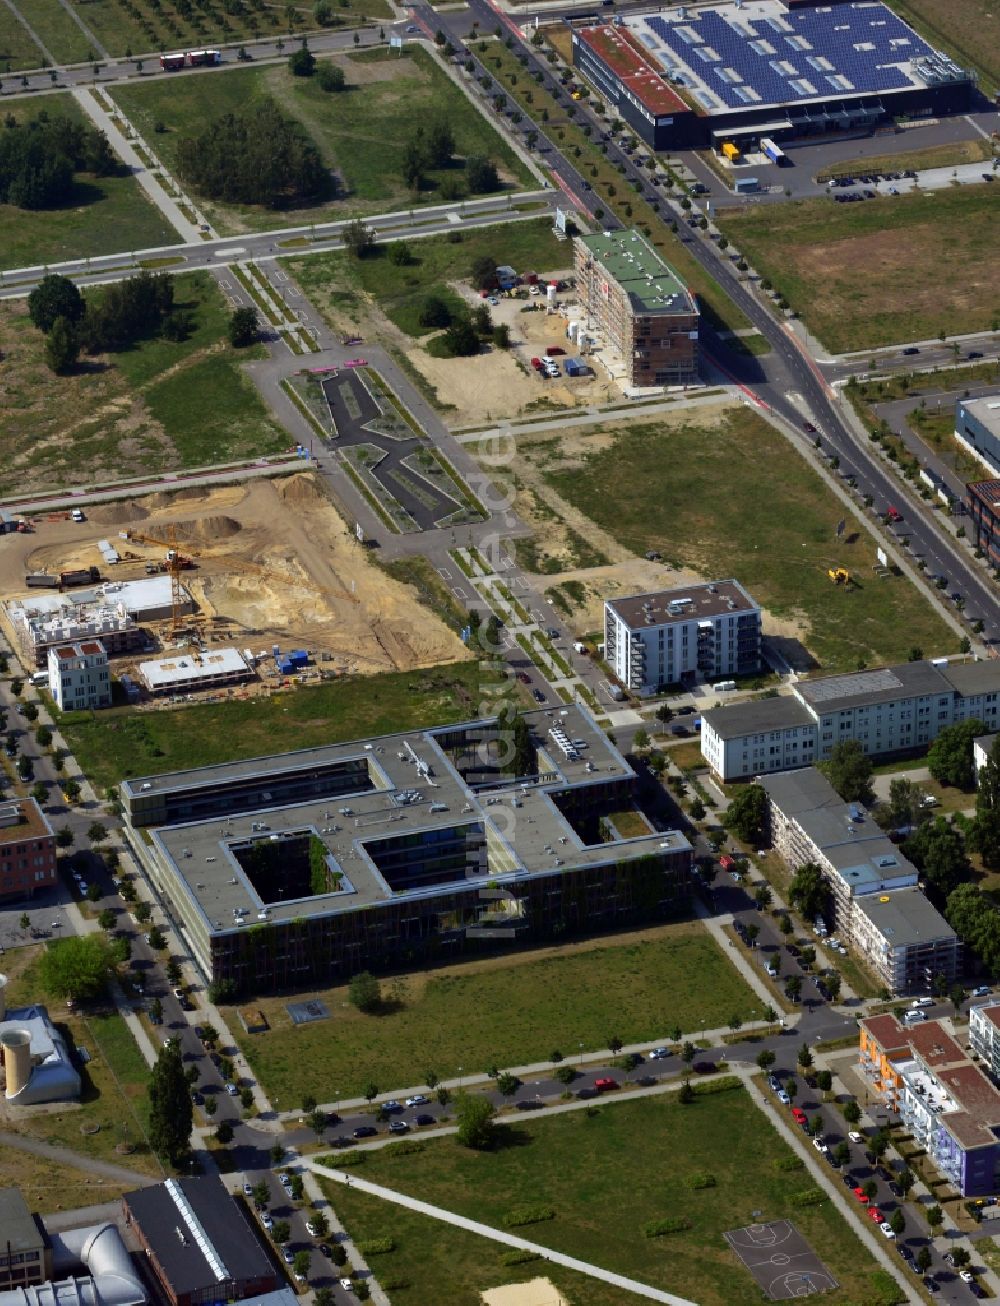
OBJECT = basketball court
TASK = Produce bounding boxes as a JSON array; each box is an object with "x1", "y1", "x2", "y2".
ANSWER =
[{"x1": 725, "y1": 1220, "x2": 838, "y2": 1300}]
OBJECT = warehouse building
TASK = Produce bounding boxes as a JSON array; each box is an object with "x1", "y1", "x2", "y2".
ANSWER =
[
  {"x1": 573, "y1": 230, "x2": 698, "y2": 387},
  {"x1": 604, "y1": 580, "x2": 760, "y2": 695},
  {"x1": 701, "y1": 659, "x2": 1000, "y2": 781},
  {"x1": 956, "y1": 395, "x2": 1000, "y2": 477},
  {"x1": 46, "y1": 640, "x2": 111, "y2": 712},
  {"x1": 120, "y1": 705, "x2": 694, "y2": 996},
  {"x1": 572, "y1": 0, "x2": 973, "y2": 153}
]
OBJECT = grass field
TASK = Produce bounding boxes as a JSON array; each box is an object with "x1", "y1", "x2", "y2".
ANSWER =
[
  {"x1": 892, "y1": 0, "x2": 1000, "y2": 93},
  {"x1": 0, "y1": 6, "x2": 47, "y2": 69},
  {"x1": 226, "y1": 921, "x2": 762, "y2": 1104},
  {"x1": 14, "y1": 0, "x2": 93, "y2": 63},
  {"x1": 111, "y1": 49, "x2": 530, "y2": 236},
  {"x1": 515, "y1": 405, "x2": 956, "y2": 672},
  {"x1": 287, "y1": 220, "x2": 569, "y2": 339},
  {"x1": 58, "y1": 661, "x2": 487, "y2": 794},
  {"x1": 716, "y1": 187, "x2": 999, "y2": 352},
  {"x1": 0, "y1": 95, "x2": 176, "y2": 271},
  {"x1": 0, "y1": 270, "x2": 285, "y2": 495},
  {"x1": 318, "y1": 1085, "x2": 903, "y2": 1306},
  {"x1": 815, "y1": 138, "x2": 994, "y2": 181}
]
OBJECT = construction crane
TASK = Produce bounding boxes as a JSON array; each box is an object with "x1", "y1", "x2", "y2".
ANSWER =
[{"x1": 120, "y1": 526, "x2": 199, "y2": 632}]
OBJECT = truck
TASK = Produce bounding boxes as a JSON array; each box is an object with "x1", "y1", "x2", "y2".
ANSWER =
[
  {"x1": 59, "y1": 566, "x2": 101, "y2": 589},
  {"x1": 602, "y1": 681, "x2": 626, "y2": 702},
  {"x1": 24, "y1": 573, "x2": 58, "y2": 588},
  {"x1": 760, "y1": 137, "x2": 786, "y2": 166},
  {"x1": 573, "y1": 641, "x2": 588, "y2": 655}
]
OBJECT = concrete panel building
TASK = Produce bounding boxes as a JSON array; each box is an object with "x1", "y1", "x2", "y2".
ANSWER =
[
  {"x1": 120, "y1": 706, "x2": 693, "y2": 996},
  {"x1": 956, "y1": 395, "x2": 1000, "y2": 477},
  {"x1": 573, "y1": 229, "x2": 698, "y2": 387},
  {"x1": 970, "y1": 1001, "x2": 1000, "y2": 1079},
  {"x1": 604, "y1": 580, "x2": 761, "y2": 695},
  {"x1": 0, "y1": 800, "x2": 57, "y2": 904},
  {"x1": 701, "y1": 659, "x2": 1000, "y2": 782},
  {"x1": 46, "y1": 640, "x2": 111, "y2": 713},
  {"x1": 852, "y1": 889, "x2": 961, "y2": 997},
  {"x1": 0, "y1": 1189, "x2": 50, "y2": 1292}
]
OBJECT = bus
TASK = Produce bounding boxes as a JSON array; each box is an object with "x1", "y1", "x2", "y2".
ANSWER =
[{"x1": 760, "y1": 137, "x2": 786, "y2": 166}]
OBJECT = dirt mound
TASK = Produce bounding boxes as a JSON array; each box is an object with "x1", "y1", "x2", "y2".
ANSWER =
[
  {"x1": 171, "y1": 515, "x2": 242, "y2": 545},
  {"x1": 89, "y1": 500, "x2": 149, "y2": 526},
  {"x1": 277, "y1": 473, "x2": 324, "y2": 508},
  {"x1": 143, "y1": 486, "x2": 214, "y2": 510}
]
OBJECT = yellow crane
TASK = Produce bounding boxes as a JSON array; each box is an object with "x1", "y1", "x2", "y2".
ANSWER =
[{"x1": 120, "y1": 525, "x2": 200, "y2": 632}]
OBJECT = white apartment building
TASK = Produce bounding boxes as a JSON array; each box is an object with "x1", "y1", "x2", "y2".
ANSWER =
[
  {"x1": 702, "y1": 659, "x2": 1000, "y2": 782},
  {"x1": 603, "y1": 580, "x2": 761, "y2": 696},
  {"x1": 970, "y1": 1001, "x2": 1000, "y2": 1078},
  {"x1": 46, "y1": 639, "x2": 111, "y2": 712}
]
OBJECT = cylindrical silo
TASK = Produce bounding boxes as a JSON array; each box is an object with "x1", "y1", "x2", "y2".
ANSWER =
[
  {"x1": 2, "y1": 1029, "x2": 32, "y2": 1098},
  {"x1": 546, "y1": 281, "x2": 558, "y2": 311}
]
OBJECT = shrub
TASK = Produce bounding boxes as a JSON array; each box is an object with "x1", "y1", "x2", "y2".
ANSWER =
[
  {"x1": 501, "y1": 1250, "x2": 541, "y2": 1267},
  {"x1": 643, "y1": 1216, "x2": 691, "y2": 1237},
  {"x1": 333, "y1": 1151, "x2": 367, "y2": 1167},
  {"x1": 501, "y1": 1206, "x2": 555, "y2": 1228},
  {"x1": 775, "y1": 1155, "x2": 805, "y2": 1172},
  {"x1": 790, "y1": 1188, "x2": 827, "y2": 1207},
  {"x1": 380, "y1": 1277, "x2": 410, "y2": 1291},
  {"x1": 357, "y1": 1237, "x2": 395, "y2": 1256},
  {"x1": 690, "y1": 1075, "x2": 742, "y2": 1096},
  {"x1": 685, "y1": 1171, "x2": 716, "y2": 1190}
]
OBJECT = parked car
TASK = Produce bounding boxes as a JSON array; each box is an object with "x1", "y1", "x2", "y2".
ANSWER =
[
  {"x1": 388, "y1": 1120, "x2": 410, "y2": 1134},
  {"x1": 648, "y1": 1047, "x2": 669, "y2": 1060},
  {"x1": 353, "y1": 1125, "x2": 377, "y2": 1139},
  {"x1": 879, "y1": 1222, "x2": 895, "y2": 1239},
  {"x1": 405, "y1": 1094, "x2": 429, "y2": 1107},
  {"x1": 415, "y1": 1113, "x2": 436, "y2": 1126},
  {"x1": 852, "y1": 1187, "x2": 869, "y2": 1204},
  {"x1": 594, "y1": 1077, "x2": 619, "y2": 1092},
  {"x1": 792, "y1": 1108, "x2": 807, "y2": 1125}
]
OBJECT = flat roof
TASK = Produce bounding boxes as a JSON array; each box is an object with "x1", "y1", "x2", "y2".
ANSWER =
[
  {"x1": 126, "y1": 706, "x2": 692, "y2": 934},
  {"x1": 860, "y1": 1012, "x2": 908, "y2": 1053},
  {"x1": 702, "y1": 694, "x2": 814, "y2": 741},
  {"x1": 577, "y1": 229, "x2": 697, "y2": 317},
  {"x1": 853, "y1": 886, "x2": 957, "y2": 949},
  {"x1": 795, "y1": 661, "x2": 952, "y2": 714},
  {"x1": 0, "y1": 798, "x2": 54, "y2": 847},
  {"x1": 615, "y1": 0, "x2": 968, "y2": 118},
  {"x1": 140, "y1": 648, "x2": 249, "y2": 689},
  {"x1": 606, "y1": 579, "x2": 757, "y2": 629},
  {"x1": 939, "y1": 661, "x2": 1000, "y2": 698},
  {"x1": 125, "y1": 1177, "x2": 273, "y2": 1294},
  {"x1": 959, "y1": 394, "x2": 1000, "y2": 439},
  {"x1": 0, "y1": 1187, "x2": 44, "y2": 1253},
  {"x1": 52, "y1": 640, "x2": 106, "y2": 660},
  {"x1": 575, "y1": 23, "x2": 691, "y2": 117}
]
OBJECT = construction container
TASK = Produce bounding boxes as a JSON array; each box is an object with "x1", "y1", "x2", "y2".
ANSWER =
[{"x1": 289, "y1": 650, "x2": 309, "y2": 666}]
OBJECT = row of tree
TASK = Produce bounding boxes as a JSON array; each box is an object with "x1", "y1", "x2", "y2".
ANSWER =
[{"x1": 0, "y1": 112, "x2": 118, "y2": 210}]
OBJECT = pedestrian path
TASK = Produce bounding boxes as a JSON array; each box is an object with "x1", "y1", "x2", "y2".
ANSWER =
[{"x1": 0, "y1": 1129, "x2": 160, "y2": 1187}]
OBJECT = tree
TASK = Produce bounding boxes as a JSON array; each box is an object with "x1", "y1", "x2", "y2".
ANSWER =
[
  {"x1": 289, "y1": 43, "x2": 316, "y2": 77},
  {"x1": 821, "y1": 739, "x2": 873, "y2": 803},
  {"x1": 388, "y1": 242, "x2": 412, "y2": 267},
  {"x1": 897, "y1": 1166, "x2": 914, "y2": 1197},
  {"x1": 842, "y1": 1099, "x2": 861, "y2": 1124},
  {"x1": 228, "y1": 306, "x2": 259, "y2": 348},
  {"x1": 147, "y1": 926, "x2": 166, "y2": 950},
  {"x1": 785, "y1": 974, "x2": 802, "y2": 1003},
  {"x1": 681, "y1": 1041, "x2": 696, "y2": 1064},
  {"x1": 363, "y1": 1082, "x2": 379, "y2": 1104},
  {"x1": 215, "y1": 1119, "x2": 233, "y2": 1145},
  {"x1": 723, "y1": 783, "x2": 768, "y2": 845},
  {"x1": 926, "y1": 1204, "x2": 943, "y2": 1230},
  {"x1": 35, "y1": 725, "x2": 52, "y2": 749},
  {"x1": 134, "y1": 900, "x2": 152, "y2": 924},
  {"x1": 436, "y1": 1084, "x2": 451, "y2": 1109},
  {"x1": 509, "y1": 712, "x2": 535, "y2": 777},
  {"x1": 817, "y1": 1069, "x2": 832, "y2": 1093},
  {"x1": 470, "y1": 255, "x2": 497, "y2": 292},
  {"x1": 928, "y1": 717, "x2": 985, "y2": 790},
  {"x1": 678, "y1": 1077, "x2": 695, "y2": 1103},
  {"x1": 916, "y1": 1246, "x2": 932, "y2": 1273},
  {"x1": 554, "y1": 1065, "x2": 576, "y2": 1085},
  {"x1": 309, "y1": 1211, "x2": 329, "y2": 1237},
  {"x1": 496, "y1": 1072, "x2": 519, "y2": 1097},
  {"x1": 753, "y1": 883, "x2": 773, "y2": 910},
  {"x1": 689, "y1": 796, "x2": 706, "y2": 821},
  {"x1": 951, "y1": 982, "x2": 968, "y2": 1014},
  {"x1": 314, "y1": 0, "x2": 333, "y2": 24},
  {"x1": 905, "y1": 817, "x2": 970, "y2": 905},
  {"x1": 308, "y1": 1107, "x2": 327, "y2": 1137},
  {"x1": 744, "y1": 923, "x2": 760, "y2": 949},
  {"x1": 343, "y1": 219, "x2": 375, "y2": 259},
  {"x1": 825, "y1": 972, "x2": 842, "y2": 1003},
  {"x1": 19, "y1": 912, "x2": 30, "y2": 934},
  {"x1": 39, "y1": 934, "x2": 114, "y2": 1002},
  {"x1": 272, "y1": 1219, "x2": 291, "y2": 1246},
  {"x1": 863, "y1": 1178, "x2": 878, "y2": 1202},
  {"x1": 786, "y1": 1078, "x2": 797, "y2": 1103},
  {"x1": 757, "y1": 1049, "x2": 776, "y2": 1072},
  {"x1": 292, "y1": 1249, "x2": 311, "y2": 1280},
  {"x1": 951, "y1": 1247, "x2": 970, "y2": 1269},
  {"x1": 97, "y1": 907, "x2": 116, "y2": 931},
  {"x1": 349, "y1": 971, "x2": 381, "y2": 1013},
  {"x1": 252, "y1": 1180, "x2": 269, "y2": 1208},
  {"x1": 31, "y1": 782, "x2": 48, "y2": 805},
  {"x1": 443, "y1": 316, "x2": 480, "y2": 357},
  {"x1": 85, "y1": 820, "x2": 107, "y2": 845},
  {"x1": 466, "y1": 155, "x2": 499, "y2": 193},
  {"x1": 797, "y1": 1043, "x2": 813, "y2": 1071},
  {"x1": 302, "y1": 1092, "x2": 318, "y2": 1113},
  {"x1": 45, "y1": 316, "x2": 78, "y2": 374},
  {"x1": 149, "y1": 1040, "x2": 193, "y2": 1166},
  {"x1": 608, "y1": 1035, "x2": 623, "y2": 1055},
  {"x1": 889, "y1": 1207, "x2": 905, "y2": 1236},
  {"x1": 778, "y1": 913, "x2": 793, "y2": 936},
  {"x1": 419, "y1": 295, "x2": 452, "y2": 330},
  {"x1": 28, "y1": 273, "x2": 85, "y2": 334},
  {"x1": 318, "y1": 62, "x2": 346, "y2": 93},
  {"x1": 455, "y1": 1093, "x2": 496, "y2": 1149},
  {"x1": 789, "y1": 862, "x2": 828, "y2": 924},
  {"x1": 271, "y1": 1142, "x2": 285, "y2": 1165}
]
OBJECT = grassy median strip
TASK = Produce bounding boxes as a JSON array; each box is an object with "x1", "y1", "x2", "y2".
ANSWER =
[{"x1": 815, "y1": 137, "x2": 994, "y2": 181}]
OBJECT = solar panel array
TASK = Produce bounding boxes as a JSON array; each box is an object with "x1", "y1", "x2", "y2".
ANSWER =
[{"x1": 636, "y1": 1, "x2": 949, "y2": 112}]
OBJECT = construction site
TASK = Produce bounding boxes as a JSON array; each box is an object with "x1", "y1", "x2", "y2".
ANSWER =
[{"x1": 0, "y1": 474, "x2": 469, "y2": 699}]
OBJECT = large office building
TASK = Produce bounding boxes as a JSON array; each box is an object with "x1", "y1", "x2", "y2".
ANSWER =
[
  {"x1": 121, "y1": 706, "x2": 694, "y2": 996},
  {"x1": 860, "y1": 1014, "x2": 1000, "y2": 1197},
  {"x1": 604, "y1": 580, "x2": 761, "y2": 695},
  {"x1": 701, "y1": 658, "x2": 1000, "y2": 782},
  {"x1": 571, "y1": 0, "x2": 974, "y2": 153},
  {"x1": 759, "y1": 767, "x2": 958, "y2": 993},
  {"x1": 956, "y1": 395, "x2": 1000, "y2": 478},
  {"x1": 573, "y1": 230, "x2": 699, "y2": 387},
  {"x1": 46, "y1": 640, "x2": 112, "y2": 713},
  {"x1": 0, "y1": 799, "x2": 57, "y2": 904}
]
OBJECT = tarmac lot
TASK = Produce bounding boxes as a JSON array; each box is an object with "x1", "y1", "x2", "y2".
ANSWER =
[{"x1": 0, "y1": 886, "x2": 74, "y2": 954}]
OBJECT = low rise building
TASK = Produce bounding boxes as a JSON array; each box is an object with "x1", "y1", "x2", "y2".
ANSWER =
[
  {"x1": 968, "y1": 477, "x2": 1000, "y2": 571},
  {"x1": 603, "y1": 580, "x2": 760, "y2": 696},
  {"x1": 859, "y1": 1014, "x2": 1000, "y2": 1196},
  {"x1": 573, "y1": 229, "x2": 699, "y2": 388},
  {"x1": 974, "y1": 732, "x2": 998, "y2": 783},
  {"x1": 139, "y1": 648, "x2": 252, "y2": 695},
  {"x1": 969, "y1": 1001, "x2": 1000, "y2": 1078},
  {"x1": 852, "y1": 889, "x2": 961, "y2": 997},
  {"x1": 702, "y1": 659, "x2": 1000, "y2": 782},
  {"x1": 957, "y1": 395, "x2": 1000, "y2": 477},
  {"x1": 123, "y1": 1177, "x2": 277, "y2": 1306},
  {"x1": 0, "y1": 1189, "x2": 50, "y2": 1291},
  {"x1": 0, "y1": 799, "x2": 57, "y2": 904},
  {"x1": 46, "y1": 640, "x2": 111, "y2": 712}
]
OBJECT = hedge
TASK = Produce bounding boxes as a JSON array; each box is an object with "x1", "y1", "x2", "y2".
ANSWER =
[
  {"x1": 357, "y1": 1237, "x2": 396, "y2": 1256},
  {"x1": 643, "y1": 1216, "x2": 692, "y2": 1238},
  {"x1": 501, "y1": 1250, "x2": 543, "y2": 1267},
  {"x1": 686, "y1": 1171, "x2": 717, "y2": 1190},
  {"x1": 790, "y1": 1188, "x2": 827, "y2": 1208},
  {"x1": 501, "y1": 1206, "x2": 556, "y2": 1228}
]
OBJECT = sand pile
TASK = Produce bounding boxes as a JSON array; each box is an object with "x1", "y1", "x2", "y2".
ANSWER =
[
  {"x1": 89, "y1": 501, "x2": 149, "y2": 526},
  {"x1": 171, "y1": 515, "x2": 242, "y2": 545},
  {"x1": 277, "y1": 474, "x2": 325, "y2": 508}
]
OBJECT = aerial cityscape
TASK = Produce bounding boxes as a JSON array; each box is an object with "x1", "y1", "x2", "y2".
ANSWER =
[{"x1": 0, "y1": 0, "x2": 998, "y2": 1301}]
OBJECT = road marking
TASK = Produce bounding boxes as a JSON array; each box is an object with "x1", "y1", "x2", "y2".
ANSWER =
[
  {"x1": 275, "y1": 269, "x2": 289, "y2": 282},
  {"x1": 438, "y1": 568, "x2": 451, "y2": 580},
  {"x1": 215, "y1": 247, "x2": 245, "y2": 257}
]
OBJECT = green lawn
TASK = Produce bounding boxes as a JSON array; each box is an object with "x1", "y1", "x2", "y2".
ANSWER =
[
  {"x1": 58, "y1": 661, "x2": 487, "y2": 794},
  {"x1": 717, "y1": 187, "x2": 999, "y2": 352},
  {"x1": 0, "y1": 95, "x2": 176, "y2": 271},
  {"x1": 0, "y1": 5, "x2": 47, "y2": 69},
  {"x1": 523, "y1": 406, "x2": 956, "y2": 673},
  {"x1": 111, "y1": 49, "x2": 530, "y2": 236},
  {"x1": 226, "y1": 922, "x2": 762, "y2": 1104},
  {"x1": 286, "y1": 220, "x2": 569, "y2": 338},
  {"x1": 14, "y1": 0, "x2": 92, "y2": 63},
  {"x1": 0, "y1": 270, "x2": 280, "y2": 495},
  {"x1": 317, "y1": 1086, "x2": 904, "y2": 1306}
]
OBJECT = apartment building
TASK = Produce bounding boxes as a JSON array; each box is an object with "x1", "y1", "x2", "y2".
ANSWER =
[
  {"x1": 859, "y1": 1014, "x2": 1000, "y2": 1197},
  {"x1": 573, "y1": 229, "x2": 699, "y2": 387},
  {"x1": 46, "y1": 639, "x2": 111, "y2": 712},
  {"x1": 969, "y1": 1002, "x2": 1000, "y2": 1078},
  {"x1": 0, "y1": 800, "x2": 57, "y2": 904},
  {"x1": 701, "y1": 659, "x2": 1000, "y2": 782},
  {"x1": 603, "y1": 580, "x2": 761, "y2": 696},
  {"x1": 760, "y1": 768, "x2": 958, "y2": 994}
]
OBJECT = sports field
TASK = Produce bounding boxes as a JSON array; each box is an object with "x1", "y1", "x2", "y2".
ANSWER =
[{"x1": 716, "y1": 187, "x2": 998, "y2": 352}]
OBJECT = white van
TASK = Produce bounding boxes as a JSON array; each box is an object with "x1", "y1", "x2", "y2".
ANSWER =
[
  {"x1": 911, "y1": 997, "x2": 934, "y2": 1009},
  {"x1": 903, "y1": 1009, "x2": 927, "y2": 1025},
  {"x1": 30, "y1": 671, "x2": 48, "y2": 687}
]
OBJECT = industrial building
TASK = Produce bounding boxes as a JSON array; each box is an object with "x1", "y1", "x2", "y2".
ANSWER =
[
  {"x1": 701, "y1": 658, "x2": 1000, "y2": 781},
  {"x1": 122, "y1": 1178, "x2": 278, "y2": 1306},
  {"x1": 46, "y1": 641, "x2": 111, "y2": 713},
  {"x1": 571, "y1": 0, "x2": 974, "y2": 153},
  {"x1": 0, "y1": 1189, "x2": 50, "y2": 1292},
  {"x1": 0, "y1": 799, "x2": 57, "y2": 904},
  {"x1": 573, "y1": 230, "x2": 699, "y2": 387},
  {"x1": 859, "y1": 1014, "x2": 1000, "y2": 1197},
  {"x1": 0, "y1": 973, "x2": 81, "y2": 1107},
  {"x1": 604, "y1": 580, "x2": 760, "y2": 695},
  {"x1": 3, "y1": 577, "x2": 192, "y2": 669},
  {"x1": 956, "y1": 395, "x2": 1000, "y2": 477},
  {"x1": 139, "y1": 648, "x2": 253, "y2": 695},
  {"x1": 759, "y1": 767, "x2": 958, "y2": 994},
  {"x1": 120, "y1": 705, "x2": 694, "y2": 995}
]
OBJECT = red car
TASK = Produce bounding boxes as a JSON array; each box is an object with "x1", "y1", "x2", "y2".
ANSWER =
[
  {"x1": 516, "y1": 672, "x2": 531, "y2": 685},
  {"x1": 594, "y1": 1077, "x2": 619, "y2": 1093},
  {"x1": 791, "y1": 1108, "x2": 807, "y2": 1125},
  {"x1": 886, "y1": 506, "x2": 903, "y2": 523},
  {"x1": 530, "y1": 357, "x2": 543, "y2": 370},
  {"x1": 545, "y1": 346, "x2": 566, "y2": 357},
  {"x1": 853, "y1": 1187, "x2": 870, "y2": 1204},
  {"x1": 867, "y1": 1207, "x2": 884, "y2": 1223}
]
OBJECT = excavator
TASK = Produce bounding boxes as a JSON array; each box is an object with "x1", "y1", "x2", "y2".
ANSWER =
[{"x1": 827, "y1": 567, "x2": 850, "y2": 585}]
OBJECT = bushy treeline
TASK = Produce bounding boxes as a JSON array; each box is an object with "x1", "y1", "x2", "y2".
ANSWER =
[
  {"x1": 0, "y1": 112, "x2": 118, "y2": 210},
  {"x1": 176, "y1": 101, "x2": 327, "y2": 208}
]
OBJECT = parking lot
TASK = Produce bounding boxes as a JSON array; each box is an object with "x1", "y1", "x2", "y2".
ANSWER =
[{"x1": 0, "y1": 888, "x2": 74, "y2": 954}]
